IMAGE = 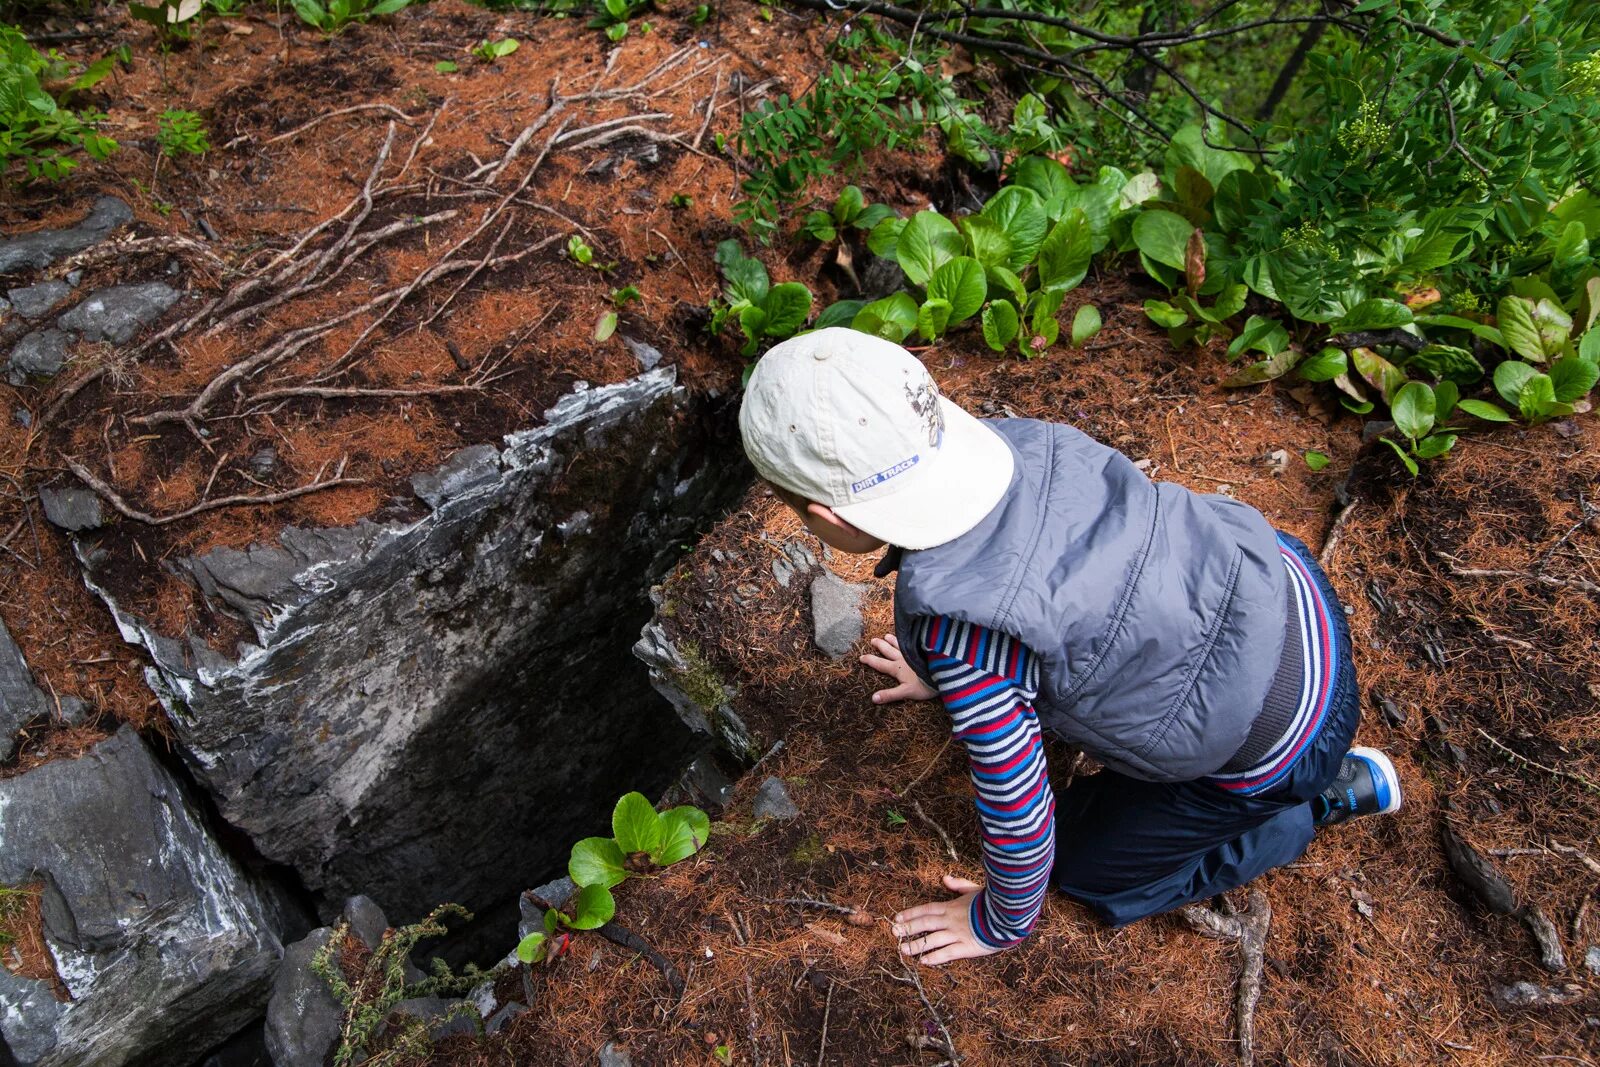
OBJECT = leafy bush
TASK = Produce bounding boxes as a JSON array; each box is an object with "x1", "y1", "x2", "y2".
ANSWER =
[
  {"x1": 0, "y1": 26, "x2": 116, "y2": 182},
  {"x1": 129, "y1": 0, "x2": 206, "y2": 43},
  {"x1": 291, "y1": 0, "x2": 412, "y2": 34},
  {"x1": 708, "y1": 240, "x2": 814, "y2": 358},
  {"x1": 157, "y1": 109, "x2": 209, "y2": 157},
  {"x1": 802, "y1": 184, "x2": 895, "y2": 244},
  {"x1": 516, "y1": 793, "x2": 708, "y2": 965}
]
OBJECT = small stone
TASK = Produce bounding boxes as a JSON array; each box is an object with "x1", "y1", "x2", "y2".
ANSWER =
[
  {"x1": 341, "y1": 895, "x2": 389, "y2": 952},
  {"x1": 485, "y1": 1002, "x2": 526, "y2": 1035},
  {"x1": 1552, "y1": 420, "x2": 1581, "y2": 439},
  {"x1": 557, "y1": 510, "x2": 593, "y2": 540},
  {"x1": 1377, "y1": 696, "x2": 1406, "y2": 728},
  {"x1": 7, "y1": 280, "x2": 73, "y2": 319},
  {"x1": 1492, "y1": 981, "x2": 1583, "y2": 1009},
  {"x1": 14, "y1": 407, "x2": 31, "y2": 428},
  {"x1": 1585, "y1": 945, "x2": 1600, "y2": 976},
  {"x1": 65, "y1": 270, "x2": 83, "y2": 287},
  {"x1": 7, "y1": 327, "x2": 73, "y2": 383},
  {"x1": 621, "y1": 335, "x2": 663, "y2": 371},
  {"x1": 1362, "y1": 420, "x2": 1396, "y2": 444},
  {"x1": 56, "y1": 281, "x2": 180, "y2": 344},
  {"x1": 1482, "y1": 797, "x2": 1501, "y2": 816},
  {"x1": 783, "y1": 540, "x2": 817, "y2": 572},
  {"x1": 56, "y1": 695, "x2": 92, "y2": 727},
  {"x1": 752, "y1": 776, "x2": 799, "y2": 820},
  {"x1": 710, "y1": 548, "x2": 727, "y2": 564},
  {"x1": 38, "y1": 485, "x2": 105, "y2": 532},
  {"x1": 264, "y1": 928, "x2": 343, "y2": 1067},
  {"x1": 1264, "y1": 448, "x2": 1289, "y2": 475},
  {"x1": 248, "y1": 447, "x2": 278, "y2": 478},
  {"x1": 810, "y1": 570, "x2": 864, "y2": 659},
  {"x1": 598, "y1": 1039, "x2": 633, "y2": 1067},
  {"x1": 771, "y1": 557, "x2": 795, "y2": 588},
  {"x1": 0, "y1": 195, "x2": 132, "y2": 274}
]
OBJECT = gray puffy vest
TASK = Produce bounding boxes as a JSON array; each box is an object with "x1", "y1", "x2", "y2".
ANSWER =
[{"x1": 891, "y1": 418, "x2": 1288, "y2": 782}]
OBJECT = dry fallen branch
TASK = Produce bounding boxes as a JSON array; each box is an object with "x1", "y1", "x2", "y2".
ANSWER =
[
  {"x1": 899, "y1": 948, "x2": 960, "y2": 1065},
  {"x1": 1178, "y1": 889, "x2": 1271, "y2": 1067},
  {"x1": 909, "y1": 799, "x2": 959, "y2": 862},
  {"x1": 226, "y1": 103, "x2": 420, "y2": 149},
  {"x1": 1474, "y1": 728, "x2": 1600, "y2": 795},
  {"x1": 1435, "y1": 551, "x2": 1600, "y2": 596},
  {"x1": 66, "y1": 456, "x2": 362, "y2": 527},
  {"x1": 54, "y1": 234, "x2": 233, "y2": 279}
]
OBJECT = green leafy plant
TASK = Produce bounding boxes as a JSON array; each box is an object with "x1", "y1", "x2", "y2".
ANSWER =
[
  {"x1": 565, "y1": 234, "x2": 611, "y2": 272},
  {"x1": 313, "y1": 904, "x2": 495, "y2": 1067},
  {"x1": 157, "y1": 109, "x2": 209, "y2": 158},
  {"x1": 588, "y1": 0, "x2": 648, "y2": 42},
  {"x1": 129, "y1": 0, "x2": 206, "y2": 42},
  {"x1": 290, "y1": 0, "x2": 411, "y2": 35},
  {"x1": 708, "y1": 240, "x2": 814, "y2": 357},
  {"x1": 668, "y1": 192, "x2": 693, "y2": 209},
  {"x1": 0, "y1": 28, "x2": 116, "y2": 182},
  {"x1": 435, "y1": 60, "x2": 458, "y2": 73},
  {"x1": 802, "y1": 184, "x2": 895, "y2": 243},
  {"x1": 689, "y1": 2, "x2": 711, "y2": 25},
  {"x1": 611, "y1": 284, "x2": 641, "y2": 307},
  {"x1": 517, "y1": 793, "x2": 708, "y2": 965},
  {"x1": 205, "y1": 0, "x2": 244, "y2": 15},
  {"x1": 472, "y1": 37, "x2": 519, "y2": 62}
]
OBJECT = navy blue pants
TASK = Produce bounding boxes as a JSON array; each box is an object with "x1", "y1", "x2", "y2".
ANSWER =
[{"x1": 1051, "y1": 533, "x2": 1360, "y2": 926}]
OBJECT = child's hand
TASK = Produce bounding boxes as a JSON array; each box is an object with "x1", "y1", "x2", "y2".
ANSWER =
[
  {"x1": 892, "y1": 875, "x2": 1003, "y2": 966},
  {"x1": 859, "y1": 634, "x2": 937, "y2": 704}
]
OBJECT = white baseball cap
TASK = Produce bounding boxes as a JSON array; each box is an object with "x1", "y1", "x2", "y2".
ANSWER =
[{"x1": 739, "y1": 328, "x2": 1015, "y2": 550}]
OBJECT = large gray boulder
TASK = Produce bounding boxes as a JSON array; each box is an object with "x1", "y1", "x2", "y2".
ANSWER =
[
  {"x1": 81, "y1": 369, "x2": 747, "y2": 922},
  {"x1": 0, "y1": 196, "x2": 132, "y2": 275},
  {"x1": 0, "y1": 727, "x2": 283, "y2": 1067}
]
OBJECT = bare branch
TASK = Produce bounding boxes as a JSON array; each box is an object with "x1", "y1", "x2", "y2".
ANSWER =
[{"x1": 66, "y1": 457, "x2": 362, "y2": 527}]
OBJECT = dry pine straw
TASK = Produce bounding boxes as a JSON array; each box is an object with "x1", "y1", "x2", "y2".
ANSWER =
[{"x1": 425, "y1": 327, "x2": 1600, "y2": 1066}]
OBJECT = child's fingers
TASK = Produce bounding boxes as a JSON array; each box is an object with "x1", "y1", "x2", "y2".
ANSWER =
[
  {"x1": 858, "y1": 652, "x2": 897, "y2": 674},
  {"x1": 869, "y1": 636, "x2": 903, "y2": 660},
  {"x1": 870, "y1": 683, "x2": 918, "y2": 704},
  {"x1": 918, "y1": 941, "x2": 985, "y2": 966},
  {"x1": 899, "y1": 929, "x2": 961, "y2": 957},
  {"x1": 942, "y1": 875, "x2": 982, "y2": 893},
  {"x1": 891, "y1": 905, "x2": 951, "y2": 934}
]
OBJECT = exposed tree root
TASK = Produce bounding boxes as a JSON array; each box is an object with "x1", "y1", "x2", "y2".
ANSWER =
[
  {"x1": 66, "y1": 456, "x2": 361, "y2": 527},
  {"x1": 1178, "y1": 889, "x2": 1271, "y2": 1067}
]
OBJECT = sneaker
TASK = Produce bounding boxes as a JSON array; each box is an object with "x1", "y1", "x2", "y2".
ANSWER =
[{"x1": 1313, "y1": 747, "x2": 1403, "y2": 827}]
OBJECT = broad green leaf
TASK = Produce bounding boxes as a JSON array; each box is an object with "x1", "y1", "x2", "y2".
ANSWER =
[
  {"x1": 1391, "y1": 382, "x2": 1436, "y2": 442},
  {"x1": 1333, "y1": 299, "x2": 1413, "y2": 333},
  {"x1": 1531, "y1": 298, "x2": 1574, "y2": 356},
  {"x1": 1494, "y1": 360, "x2": 1538, "y2": 406},
  {"x1": 1304, "y1": 450, "x2": 1330, "y2": 471},
  {"x1": 1379, "y1": 437, "x2": 1419, "y2": 477},
  {"x1": 1582, "y1": 326, "x2": 1600, "y2": 364},
  {"x1": 980, "y1": 187, "x2": 1047, "y2": 271},
  {"x1": 917, "y1": 298, "x2": 953, "y2": 341},
  {"x1": 986, "y1": 265, "x2": 1027, "y2": 310},
  {"x1": 1163, "y1": 124, "x2": 1251, "y2": 190},
  {"x1": 1212, "y1": 169, "x2": 1274, "y2": 234},
  {"x1": 927, "y1": 257, "x2": 987, "y2": 323},
  {"x1": 1396, "y1": 232, "x2": 1464, "y2": 274},
  {"x1": 1549, "y1": 356, "x2": 1599, "y2": 403},
  {"x1": 1351, "y1": 347, "x2": 1406, "y2": 404},
  {"x1": 855, "y1": 204, "x2": 896, "y2": 231},
  {"x1": 716, "y1": 240, "x2": 768, "y2": 306},
  {"x1": 1497, "y1": 296, "x2": 1545, "y2": 362},
  {"x1": 1037, "y1": 209, "x2": 1093, "y2": 291},
  {"x1": 1517, "y1": 373, "x2": 1559, "y2": 422},
  {"x1": 569, "y1": 837, "x2": 627, "y2": 888},
  {"x1": 516, "y1": 931, "x2": 548, "y2": 964},
  {"x1": 1226, "y1": 315, "x2": 1288, "y2": 360},
  {"x1": 1119, "y1": 172, "x2": 1161, "y2": 209},
  {"x1": 1131, "y1": 210, "x2": 1193, "y2": 272},
  {"x1": 737, "y1": 305, "x2": 767, "y2": 356},
  {"x1": 763, "y1": 282, "x2": 812, "y2": 337},
  {"x1": 1456, "y1": 398, "x2": 1513, "y2": 422},
  {"x1": 1012, "y1": 156, "x2": 1071, "y2": 212},
  {"x1": 897, "y1": 211, "x2": 963, "y2": 287},
  {"x1": 1209, "y1": 284, "x2": 1247, "y2": 322},
  {"x1": 1144, "y1": 299, "x2": 1188, "y2": 329},
  {"x1": 1553, "y1": 220, "x2": 1590, "y2": 265},
  {"x1": 867, "y1": 217, "x2": 905, "y2": 259},
  {"x1": 981, "y1": 300, "x2": 1019, "y2": 351},
  {"x1": 959, "y1": 216, "x2": 1012, "y2": 269},
  {"x1": 612, "y1": 792, "x2": 663, "y2": 854},
  {"x1": 1408, "y1": 344, "x2": 1482, "y2": 383},
  {"x1": 834, "y1": 185, "x2": 864, "y2": 226},
  {"x1": 1058, "y1": 181, "x2": 1116, "y2": 249},
  {"x1": 1414, "y1": 433, "x2": 1457, "y2": 460},
  {"x1": 1071, "y1": 304, "x2": 1102, "y2": 346},
  {"x1": 814, "y1": 299, "x2": 865, "y2": 331},
  {"x1": 1029, "y1": 287, "x2": 1066, "y2": 334},
  {"x1": 852, "y1": 292, "x2": 919, "y2": 343},
  {"x1": 655, "y1": 806, "x2": 711, "y2": 865},
  {"x1": 1433, "y1": 380, "x2": 1459, "y2": 422},
  {"x1": 1297, "y1": 347, "x2": 1347, "y2": 382},
  {"x1": 802, "y1": 211, "x2": 836, "y2": 242},
  {"x1": 567, "y1": 885, "x2": 616, "y2": 930},
  {"x1": 1221, "y1": 349, "x2": 1299, "y2": 387},
  {"x1": 594, "y1": 311, "x2": 618, "y2": 342},
  {"x1": 1172, "y1": 165, "x2": 1214, "y2": 214},
  {"x1": 435, "y1": 60, "x2": 459, "y2": 72}
]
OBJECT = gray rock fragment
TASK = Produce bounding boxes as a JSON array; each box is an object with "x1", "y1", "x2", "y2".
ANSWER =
[
  {"x1": 771, "y1": 556, "x2": 795, "y2": 588},
  {"x1": 7, "y1": 327, "x2": 72, "y2": 383},
  {"x1": 598, "y1": 1040, "x2": 633, "y2": 1067},
  {"x1": 1586, "y1": 945, "x2": 1600, "y2": 975},
  {"x1": 263, "y1": 928, "x2": 342, "y2": 1067},
  {"x1": 410, "y1": 443, "x2": 502, "y2": 509},
  {"x1": 341, "y1": 895, "x2": 389, "y2": 952},
  {"x1": 0, "y1": 196, "x2": 132, "y2": 274},
  {"x1": 0, "y1": 966, "x2": 65, "y2": 1063},
  {"x1": 752, "y1": 776, "x2": 799, "y2": 820},
  {"x1": 485, "y1": 1001, "x2": 527, "y2": 1035},
  {"x1": 0, "y1": 727, "x2": 283, "y2": 1067},
  {"x1": 1440, "y1": 822, "x2": 1517, "y2": 914},
  {"x1": 56, "y1": 694, "x2": 92, "y2": 727},
  {"x1": 38, "y1": 485, "x2": 104, "y2": 532},
  {"x1": 56, "y1": 281, "x2": 180, "y2": 344},
  {"x1": 1520, "y1": 905, "x2": 1566, "y2": 972},
  {"x1": 248, "y1": 447, "x2": 277, "y2": 478},
  {"x1": 7, "y1": 280, "x2": 72, "y2": 319},
  {"x1": 14, "y1": 406, "x2": 31, "y2": 428},
  {"x1": 810, "y1": 569, "x2": 864, "y2": 659},
  {"x1": 1492, "y1": 981, "x2": 1583, "y2": 1009},
  {"x1": 621, "y1": 335, "x2": 663, "y2": 370},
  {"x1": 0, "y1": 615, "x2": 50, "y2": 761}
]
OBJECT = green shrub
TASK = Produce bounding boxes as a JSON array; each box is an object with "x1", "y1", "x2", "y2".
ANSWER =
[
  {"x1": 290, "y1": 0, "x2": 412, "y2": 34},
  {"x1": 0, "y1": 26, "x2": 116, "y2": 182},
  {"x1": 157, "y1": 108, "x2": 208, "y2": 157}
]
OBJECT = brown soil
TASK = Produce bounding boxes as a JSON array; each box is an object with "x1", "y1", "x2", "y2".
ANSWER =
[{"x1": 412, "y1": 289, "x2": 1597, "y2": 1065}]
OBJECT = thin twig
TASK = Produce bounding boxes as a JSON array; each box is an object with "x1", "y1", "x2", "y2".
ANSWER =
[
  {"x1": 897, "y1": 736, "x2": 953, "y2": 798},
  {"x1": 815, "y1": 978, "x2": 833, "y2": 1067},
  {"x1": 909, "y1": 800, "x2": 959, "y2": 862},
  {"x1": 769, "y1": 897, "x2": 859, "y2": 917},
  {"x1": 232, "y1": 103, "x2": 419, "y2": 149},
  {"x1": 1436, "y1": 552, "x2": 1600, "y2": 596},
  {"x1": 694, "y1": 71, "x2": 724, "y2": 151},
  {"x1": 66, "y1": 457, "x2": 361, "y2": 527},
  {"x1": 1320, "y1": 501, "x2": 1359, "y2": 567},
  {"x1": 899, "y1": 951, "x2": 959, "y2": 1065},
  {"x1": 1474, "y1": 727, "x2": 1600, "y2": 795}
]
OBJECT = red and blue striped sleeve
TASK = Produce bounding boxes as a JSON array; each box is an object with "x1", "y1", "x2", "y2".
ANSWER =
[{"x1": 912, "y1": 615, "x2": 1054, "y2": 949}]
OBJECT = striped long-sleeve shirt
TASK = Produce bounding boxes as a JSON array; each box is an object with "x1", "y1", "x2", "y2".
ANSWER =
[{"x1": 912, "y1": 615, "x2": 1054, "y2": 949}]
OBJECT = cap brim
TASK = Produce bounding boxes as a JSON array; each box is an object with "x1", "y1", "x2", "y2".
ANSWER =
[{"x1": 833, "y1": 398, "x2": 1015, "y2": 551}]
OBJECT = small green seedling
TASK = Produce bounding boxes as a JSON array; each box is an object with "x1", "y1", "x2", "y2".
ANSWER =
[
  {"x1": 588, "y1": 0, "x2": 648, "y2": 42},
  {"x1": 472, "y1": 37, "x2": 519, "y2": 62},
  {"x1": 1070, "y1": 303, "x2": 1102, "y2": 347},
  {"x1": 669, "y1": 192, "x2": 693, "y2": 209},
  {"x1": 435, "y1": 60, "x2": 458, "y2": 73},
  {"x1": 801, "y1": 184, "x2": 895, "y2": 243},
  {"x1": 157, "y1": 109, "x2": 209, "y2": 158},
  {"x1": 516, "y1": 793, "x2": 708, "y2": 966},
  {"x1": 595, "y1": 311, "x2": 618, "y2": 342},
  {"x1": 290, "y1": 0, "x2": 411, "y2": 35},
  {"x1": 690, "y1": 3, "x2": 712, "y2": 24},
  {"x1": 885, "y1": 809, "x2": 907, "y2": 828},
  {"x1": 612, "y1": 285, "x2": 642, "y2": 307},
  {"x1": 129, "y1": 0, "x2": 205, "y2": 42},
  {"x1": 566, "y1": 235, "x2": 595, "y2": 266},
  {"x1": 1304, "y1": 450, "x2": 1330, "y2": 471}
]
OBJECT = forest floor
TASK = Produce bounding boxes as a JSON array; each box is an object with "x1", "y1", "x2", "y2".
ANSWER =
[{"x1": 2, "y1": 2, "x2": 1598, "y2": 1064}]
